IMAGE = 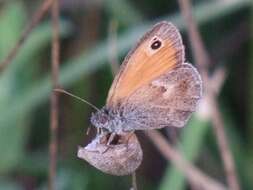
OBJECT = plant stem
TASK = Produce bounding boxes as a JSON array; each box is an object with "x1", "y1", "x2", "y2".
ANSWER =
[{"x1": 49, "y1": 0, "x2": 60, "y2": 190}]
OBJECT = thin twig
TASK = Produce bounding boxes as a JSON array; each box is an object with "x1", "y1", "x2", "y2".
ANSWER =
[
  {"x1": 108, "y1": 20, "x2": 120, "y2": 76},
  {"x1": 177, "y1": 0, "x2": 240, "y2": 190},
  {"x1": 177, "y1": 0, "x2": 209, "y2": 82},
  {"x1": 49, "y1": 1, "x2": 60, "y2": 190},
  {"x1": 131, "y1": 172, "x2": 138, "y2": 190},
  {"x1": 145, "y1": 130, "x2": 227, "y2": 190},
  {"x1": 0, "y1": 0, "x2": 55, "y2": 72}
]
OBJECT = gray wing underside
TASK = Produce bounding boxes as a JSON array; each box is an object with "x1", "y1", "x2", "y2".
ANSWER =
[{"x1": 121, "y1": 63, "x2": 202, "y2": 131}]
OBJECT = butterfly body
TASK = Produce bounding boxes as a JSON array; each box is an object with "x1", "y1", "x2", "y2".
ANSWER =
[
  {"x1": 91, "y1": 107, "x2": 126, "y2": 133},
  {"x1": 91, "y1": 21, "x2": 202, "y2": 134}
]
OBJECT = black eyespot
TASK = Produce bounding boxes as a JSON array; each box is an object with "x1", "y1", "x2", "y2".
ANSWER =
[{"x1": 151, "y1": 40, "x2": 162, "y2": 50}]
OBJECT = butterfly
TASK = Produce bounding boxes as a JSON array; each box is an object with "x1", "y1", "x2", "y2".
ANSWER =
[
  {"x1": 77, "y1": 21, "x2": 202, "y2": 176},
  {"x1": 91, "y1": 21, "x2": 202, "y2": 135}
]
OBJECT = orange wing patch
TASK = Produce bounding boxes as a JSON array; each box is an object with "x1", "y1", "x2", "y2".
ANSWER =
[{"x1": 106, "y1": 22, "x2": 184, "y2": 107}]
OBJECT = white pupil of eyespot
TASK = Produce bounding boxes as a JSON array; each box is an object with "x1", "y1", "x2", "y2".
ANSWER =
[{"x1": 151, "y1": 40, "x2": 162, "y2": 50}]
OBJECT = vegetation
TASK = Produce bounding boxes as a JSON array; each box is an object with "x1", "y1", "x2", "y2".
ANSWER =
[{"x1": 0, "y1": 0, "x2": 252, "y2": 189}]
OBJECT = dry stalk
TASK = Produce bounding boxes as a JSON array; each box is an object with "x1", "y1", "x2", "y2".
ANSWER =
[
  {"x1": 0, "y1": 0, "x2": 55, "y2": 72},
  {"x1": 177, "y1": 0, "x2": 240, "y2": 189},
  {"x1": 48, "y1": 0, "x2": 60, "y2": 190},
  {"x1": 145, "y1": 130, "x2": 227, "y2": 190}
]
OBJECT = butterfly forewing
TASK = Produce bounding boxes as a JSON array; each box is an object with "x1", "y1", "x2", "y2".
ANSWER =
[{"x1": 106, "y1": 22, "x2": 185, "y2": 107}]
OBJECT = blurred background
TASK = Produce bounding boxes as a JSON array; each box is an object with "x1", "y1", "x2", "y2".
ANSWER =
[{"x1": 0, "y1": 0, "x2": 252, "y2": 189}]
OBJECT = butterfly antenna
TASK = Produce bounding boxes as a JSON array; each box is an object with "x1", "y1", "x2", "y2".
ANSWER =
[{"x1": 54, "y1": 88, "x2": 100, "y2": 111}]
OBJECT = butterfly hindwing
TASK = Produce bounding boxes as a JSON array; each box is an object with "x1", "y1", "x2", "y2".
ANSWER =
[{"x1": 120, "y1": 63, "x2": 202, "y2": 130}]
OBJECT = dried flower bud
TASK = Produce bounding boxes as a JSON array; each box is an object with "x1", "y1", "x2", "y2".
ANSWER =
[{"x1": 77, "y1": 132, "x2": 143, "y2": 176}]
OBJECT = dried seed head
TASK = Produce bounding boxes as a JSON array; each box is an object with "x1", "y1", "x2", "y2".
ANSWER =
[{"x1": 77, "y1": 132, "x2": 143, "y2": 176}]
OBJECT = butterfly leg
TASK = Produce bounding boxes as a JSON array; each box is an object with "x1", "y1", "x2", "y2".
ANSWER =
[
  {"x1": 85, "y1": 125, "x2": 91, "y2": 135},
  {"x1": 97, "y1": 127, "x2": 100, "y2": 135},
  {"x1": 100, "y1": 133, "x2": 116, "y2": 154},
  {"x1": 106, "y1": 132, "x2": 117, "y2": 146},
  {"x1": 125, "y1": 132, "x2": 135, "y2": 151}
]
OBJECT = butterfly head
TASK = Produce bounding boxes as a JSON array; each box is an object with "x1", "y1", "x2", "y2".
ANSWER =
[{"x1": 90, "y1": 107, "x2": 125, "y2": 133}]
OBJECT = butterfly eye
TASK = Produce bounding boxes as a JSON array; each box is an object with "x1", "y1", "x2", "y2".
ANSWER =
[
  {"x1": 103, "y1": 108, "x2": 109, "y2": 114},
  {"x1": 100, "y1": 114, "x2": 108, "y2": 124},
  {"x1": 151, "y1": 40, "x2": 162, "y2": 50}
]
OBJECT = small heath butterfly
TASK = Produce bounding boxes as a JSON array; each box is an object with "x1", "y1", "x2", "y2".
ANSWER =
[
  {"x1": 78, "y1": 21, "x2": 202, "y2": 175},
  {"x1": 91, "y1": 21, "x2": 202, "y2": 133}
]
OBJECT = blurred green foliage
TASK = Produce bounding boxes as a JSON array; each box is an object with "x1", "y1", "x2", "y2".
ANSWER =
[{"x1": 0, "y1": 0, "x2": 252, "y2": 189}]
